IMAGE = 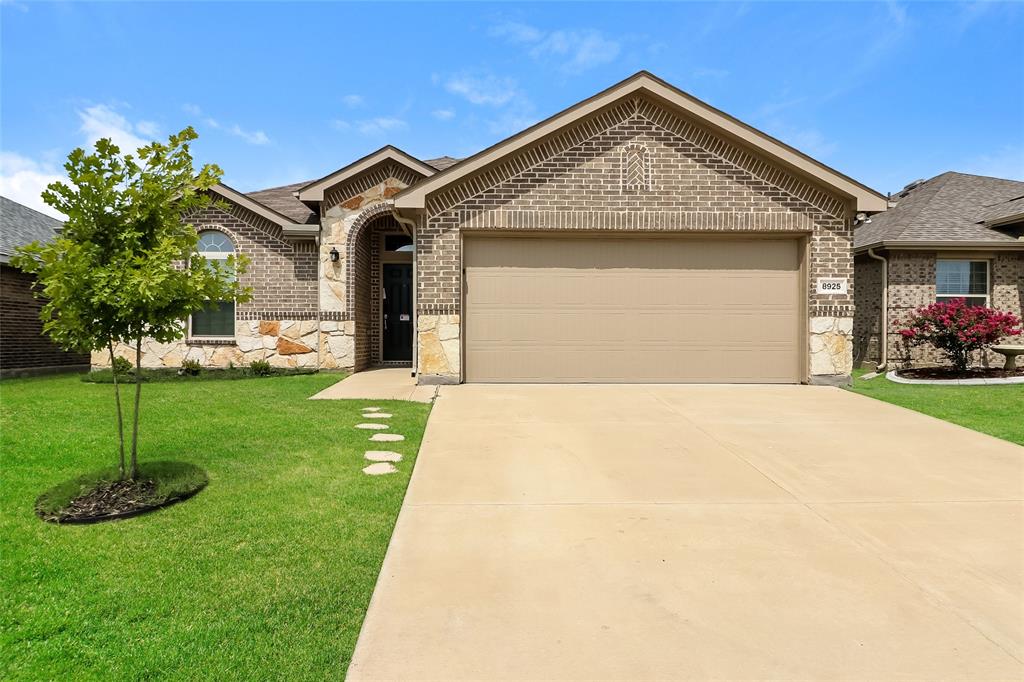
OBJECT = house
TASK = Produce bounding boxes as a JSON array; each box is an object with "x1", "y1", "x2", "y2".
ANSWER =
[
  {"x1": 853, "y1": 172, "x2": 1024, "y2": 369},
  {"x1": 0, "y1": 196, "x2": 90, "y2": 377},
  {"x1": 95, "y1": 71, "x2": 889, "y2": 385}
]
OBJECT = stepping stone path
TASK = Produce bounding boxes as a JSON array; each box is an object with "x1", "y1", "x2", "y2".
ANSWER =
[
  {"x1": 360, "y1": 406, "x2": 404, "y2": 475},
  {"x1": 365, "y1": 450, "x2": 402, "y2": 463},
  {"x1": 370, "y1": 433, "x2": 405, "y2": 442},
  {"x1": 362, "y1": 462, "x2": 398, "y2": 476}
]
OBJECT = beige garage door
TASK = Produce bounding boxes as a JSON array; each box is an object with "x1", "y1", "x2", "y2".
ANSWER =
[{"x1": 463, "y1": 235, "x2": 802, "y2": 383}]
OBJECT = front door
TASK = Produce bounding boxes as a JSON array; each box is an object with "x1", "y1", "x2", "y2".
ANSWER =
[{"x1": 382, "y1": 263, "x2": 413, "y2": 362}]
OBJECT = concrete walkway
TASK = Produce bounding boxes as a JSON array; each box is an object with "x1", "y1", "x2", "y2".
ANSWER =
[
  {"x1": 348, "y1": 384, "x2": 1024, "y2": 680},
  {"x1": 310, "y1": 368, "x2": 437, "y2": 403}
]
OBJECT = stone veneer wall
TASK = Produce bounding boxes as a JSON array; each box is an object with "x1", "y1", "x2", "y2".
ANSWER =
[
  {"x1": 416, "y1": 95, "x2": 855, "y2": 383},
  {"x1": 320, "y1": 169, "x2": 424, "y2": 371}
]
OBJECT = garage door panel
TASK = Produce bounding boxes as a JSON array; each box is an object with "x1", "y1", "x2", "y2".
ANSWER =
[{"x1": 464, "y1": 237, "x2": 801, "y2": 383}]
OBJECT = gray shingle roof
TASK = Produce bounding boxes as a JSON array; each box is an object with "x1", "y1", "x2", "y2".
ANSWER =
[
  {"x1": 424, "y1": 156, "x2": 461, "y2": 171},
  {"x1": 245, "y1": 182, "x2": 318, "y2": 224},
  {"x1": 244, "y1": 155, "x2": 461, "y2": 222},
  {"x1": 0, "y1": 196, "x2": 63, "y2": 263},
  {"x1": 854, "y1": 172, "x2": 1024, "y2": 249},
  {"x1": 981, "y1": 194, "x2": 1024, "y2": 225}
]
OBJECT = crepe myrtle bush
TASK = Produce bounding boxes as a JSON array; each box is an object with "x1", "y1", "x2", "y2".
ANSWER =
[{"x1": 898, "y1": 298, "x2": 1021, "y2": 371}]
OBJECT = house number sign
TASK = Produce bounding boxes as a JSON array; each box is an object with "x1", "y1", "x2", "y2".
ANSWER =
[{"x1": 816, "y1": 278, "x2": 848, "y2": 295}]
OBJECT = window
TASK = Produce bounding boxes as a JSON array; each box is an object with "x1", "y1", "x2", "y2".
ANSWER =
[
  {"x1": 190, "y1": 230, "x2": 236, "y2": 338},
  {"x1": 935, "y1": 259, "x2": 989, "y2": 307},
  {"x1": 384, "y1": 234, "x2": 414, "y2": 252}
]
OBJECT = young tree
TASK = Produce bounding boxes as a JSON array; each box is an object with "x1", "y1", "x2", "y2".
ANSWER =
[
  {"x1": 11, "y1": 128, "x2": 251, "y2": 480},
  {"x1": 898, "y1": 298, "x2": 1021, "y2": 372}
]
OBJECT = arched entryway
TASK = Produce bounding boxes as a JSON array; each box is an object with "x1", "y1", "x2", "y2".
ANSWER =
[{"x1": 348, "y1": 210, "x2": 414, "y2": 371}]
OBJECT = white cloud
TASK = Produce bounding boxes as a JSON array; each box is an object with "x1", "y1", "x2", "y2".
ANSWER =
[
  {"x1": 445, "y1": 73, "x2": 519, "y2": 107},
  {"x1": 341, "y1": 94, "x2": 365, "y2": 108},
  {"x1": 333, "y1": 117, "x2": 408, "y2": 136},
  {"x1": 181, "y1": 104, "x2": 269, "y2": 145},
  {"x1": 531, "y1": 29, "x2": 620, "y2": 73},
  {"x1": 489, "y1": 21, "x2": 543, "y2": 44},
  {"x1": 227, "y1": 124, "x2": 270, "y2": 145},
  {"x1": 78, "y1": 104, "x2": 148, "y2": 153},
  {"x1": 0, "y1": 152, "x2": 65, "y2": 218},
  {"x1": 959, "y1": 145, "x2": 1024, "y2": 181},
  {"x1": 432, "y1": 108, "x2": 455, "y2": 121},
  {"x1": 489, "y1": 21, "x2": 621, "y2": 73}
]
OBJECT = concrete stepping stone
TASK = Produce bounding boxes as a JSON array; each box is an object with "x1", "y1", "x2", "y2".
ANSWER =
[
  {"x1": 362, "y1": 462, "x2": 398, "y2": 476},
  {"x1": 364, "y1": 450, "x2": 403, "y2": 463},
  {"x1": 362, "y1": 407, "x2": 382, "y2": 412},
  {"x1": 362, "y1": 413, "x2": 393, "y2": 419},
  {"x1": 370, "y1": 433, "x2": 405, "y2": 442},
  {"x1": 356, "y1": 423, "x2": 389, "y2": 430}
]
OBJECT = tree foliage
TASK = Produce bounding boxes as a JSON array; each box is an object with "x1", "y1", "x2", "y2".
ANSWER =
[
  {"x1": 898, "y1": 298, "x2": 1021, "y2": 371},
  {"x1": 11, "y1": 128, "x2": 251, "y2": 478}
]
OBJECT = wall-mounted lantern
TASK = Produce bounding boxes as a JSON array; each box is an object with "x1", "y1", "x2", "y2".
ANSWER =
[{"x1": 329, "y1": 247, "x2": 340, "y2": 262}]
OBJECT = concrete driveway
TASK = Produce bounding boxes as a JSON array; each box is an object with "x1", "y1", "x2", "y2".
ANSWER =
[{"x1": 347, "y1": 385, "x2": 1024, "y2": 680}]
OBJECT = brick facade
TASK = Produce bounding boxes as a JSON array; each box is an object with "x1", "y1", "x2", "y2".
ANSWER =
[
  {"x1": 416, "y1": 95, "x2": 855, "y2": 381},
  {"x1": 1, "y1": 264, "x2": 90, "y2": 376},
  {"x1": 854, "y1": 250, "x2": 1024, "y2": 368}
]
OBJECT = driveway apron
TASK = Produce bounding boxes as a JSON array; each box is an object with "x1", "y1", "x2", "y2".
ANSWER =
[{"x1": 347, "y1": 384, "x2": 1024, "y2": 681}]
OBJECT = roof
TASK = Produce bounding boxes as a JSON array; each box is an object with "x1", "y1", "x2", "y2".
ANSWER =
[
  {"x1": 208, "y1": 183, "x2": 318, "y2": 239},
  {"x1": 296, "y1": 146, "x2": 438, "y2": 203},
  {"x1": 395, "y1": 71, "x2": 887, "y2": 213},
  {"x1": 0, "y1": 196, "x2": 63, "y2": 264},
  {"x1": 246, "y1": 182, "x2": 317, "y2": 224},
  {"x1": 854, "y1": 172, "x2": 1024, "y2": 251},
  {"x1": 981, "y1": 194, "x2": 1024, "y2": 227},
  {"x1": 424, "y1": 156, "x2": 460, "y2": 171}
]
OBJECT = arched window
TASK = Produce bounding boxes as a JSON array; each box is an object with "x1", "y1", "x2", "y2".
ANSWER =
[{"x1": 190, "y1": 230, "x2": 236, "y2": 338}]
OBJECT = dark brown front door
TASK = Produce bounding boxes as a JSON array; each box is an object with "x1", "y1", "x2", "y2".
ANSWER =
[{"x1": 382, "y1": 263, "x2": 413, "y2": 362}]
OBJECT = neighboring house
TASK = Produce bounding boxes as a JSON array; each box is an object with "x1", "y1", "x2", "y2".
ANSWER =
[
  {"x1": 0, "y1": 196, "x2": 90, "y2": 377},
  {"x1": 853, "y1": 172, "x2": 1024, "y2": 368},
  {"x1": 96, "y1": 71, "x2": 888, "y2": 385}
]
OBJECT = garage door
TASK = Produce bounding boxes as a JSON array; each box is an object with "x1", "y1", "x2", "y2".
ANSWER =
[{"x1": 463, "y1": 235, "x2": 802, "y2": 383}]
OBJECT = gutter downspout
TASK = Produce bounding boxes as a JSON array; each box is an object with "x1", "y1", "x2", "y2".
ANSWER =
[
  {"x1": 867, "y1": 247, "x2": 888, "y2": 371},
  {"x1": 391, "y1": 205, "x2": 418, "y2": 379},
  {"x1": 315, "y1": 225, "x2": 322, "y2": 370}
]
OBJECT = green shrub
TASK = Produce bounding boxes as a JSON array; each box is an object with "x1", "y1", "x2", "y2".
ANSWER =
[
  {"x1": 248, "y1": 359, "x2": 272, "y2": 377},
  {"x1": 111, "y1": 356, "x2": 133, "y2": 376},
  {"x1": 181, "y1": 359, "x2": 202, "y2": 376}
]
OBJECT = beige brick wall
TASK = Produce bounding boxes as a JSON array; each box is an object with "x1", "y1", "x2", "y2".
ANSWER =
[
  {"x1": 416, "y1": 95, "x2": 855, "y2": 380},
  {"x1": 856, "y1": 250, "x2": 1024, "y2": 368}
]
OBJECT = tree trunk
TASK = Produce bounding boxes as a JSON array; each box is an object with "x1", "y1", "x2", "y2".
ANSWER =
[
  {"x1": 129, "y1": 337, "x2": 142, "y2": 480},
  {"x1": 108, "y1": 341, "x2": 127, "y2": 480}
]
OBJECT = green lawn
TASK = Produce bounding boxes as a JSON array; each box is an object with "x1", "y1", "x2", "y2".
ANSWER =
[
  {"x1": 849, "y1": 370, "x2": 1024, "y2": 445},
  {"x1": 0, "y1": 373, "x2": 431, "y2": 680}
]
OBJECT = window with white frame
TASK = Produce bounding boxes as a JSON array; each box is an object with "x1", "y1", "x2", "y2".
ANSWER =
[
  {"x1": 935, "y1": 259, "x2": 989, "y2": 307},
  {"x1": 190, "y1": 230, "x2": 236, "y2": 338}
]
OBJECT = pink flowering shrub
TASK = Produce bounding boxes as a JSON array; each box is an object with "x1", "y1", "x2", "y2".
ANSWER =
[{"x1": 898, "y1": 298, "x2": 1022, "y2": 371}]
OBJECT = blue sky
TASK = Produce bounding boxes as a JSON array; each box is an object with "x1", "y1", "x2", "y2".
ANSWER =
[{"x1": 2, "y1": 1, "x2": 1022, "y2": 217}]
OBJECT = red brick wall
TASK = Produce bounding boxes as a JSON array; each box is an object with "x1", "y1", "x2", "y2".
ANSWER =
[{"x1": 1, "y1": 264, "x2": 89, "y2": 374}]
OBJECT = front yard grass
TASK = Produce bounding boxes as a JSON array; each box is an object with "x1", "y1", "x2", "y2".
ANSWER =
[
  {"x1": 0, "y1": 373, "x2": 431, "y2": 679},
  {"x1": 849, "y1": 369, "x2": 1024, "y2": 445}
]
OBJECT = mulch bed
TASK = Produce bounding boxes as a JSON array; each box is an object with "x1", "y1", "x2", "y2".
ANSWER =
[
  {"x1": 897, "y1": 366, "x2": 1024, "y2": 380},
  {"x1": 37, "y1": 476, "x2": 205, "y2": 524}
]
